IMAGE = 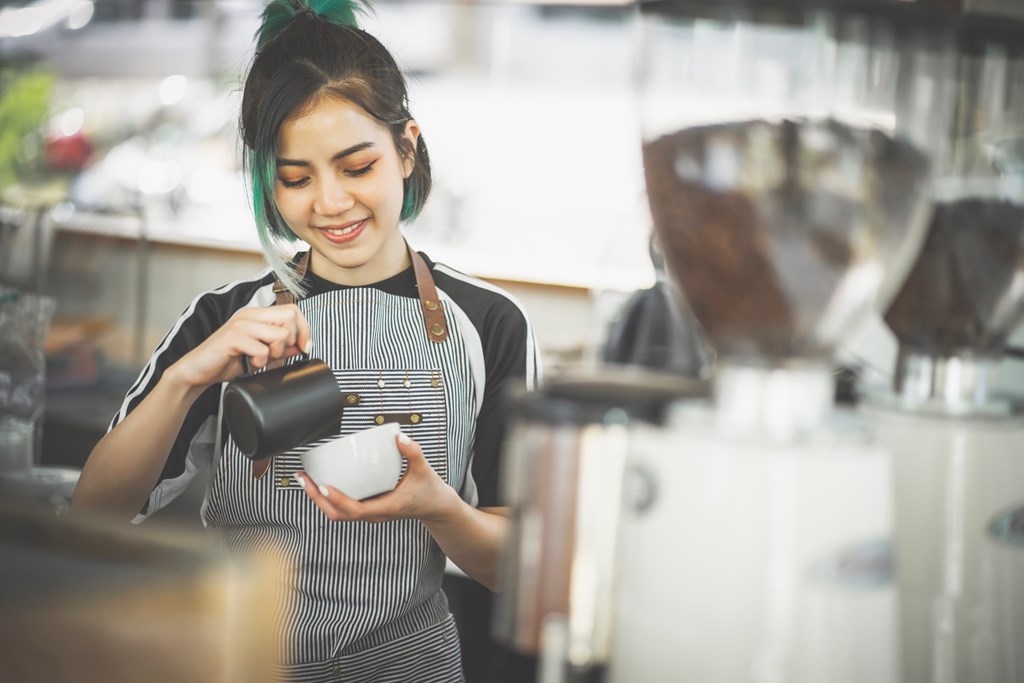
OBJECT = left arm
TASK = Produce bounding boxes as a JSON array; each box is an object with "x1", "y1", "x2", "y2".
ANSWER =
[{"x1": 295, "y1": 432, "x2": 508, "y2": 591}]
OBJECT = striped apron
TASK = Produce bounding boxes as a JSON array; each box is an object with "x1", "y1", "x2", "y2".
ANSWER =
[{"x1": 203, "y1": 251, "x2": 472, "y2": 683}]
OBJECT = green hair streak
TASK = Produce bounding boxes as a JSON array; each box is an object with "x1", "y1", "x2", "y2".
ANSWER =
[
  {"x1": 251, "y1": 147, "x2": 292, "y2": 245},
  {"x1": 400, "y1": 181, "x2": 416, "y2": 222},
  {"x1": 257, "y1": 0, "x2": 369, "y2": 49}
]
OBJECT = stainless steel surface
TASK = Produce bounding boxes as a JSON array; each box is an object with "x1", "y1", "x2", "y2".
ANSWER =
[
  {"x1": 495, "y1": 417, "x2": 628, "y2": 668},
  {"x1": 714, "y1": 361, "x2": 834, "y2": 438},
  {"x1": 864, "y1": 406, "x2": 1024, "y2": 683},
  {"x1": 883, "y1": 15, "x2": 1024, "y2": 369},
  {"x1": 494, "y1": 373, "x2": 705, "y2": 672},
  {"x1": 893, "y1": 350, "x2": 1005, "y2": 413},
  {"x1": 640, "y1": 2, "x2": 952, "y2": 369}
]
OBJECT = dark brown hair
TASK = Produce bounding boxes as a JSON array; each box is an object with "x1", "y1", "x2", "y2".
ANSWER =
[{"x1": 241, "y1": 0, "x2": 432, "y2": 291}]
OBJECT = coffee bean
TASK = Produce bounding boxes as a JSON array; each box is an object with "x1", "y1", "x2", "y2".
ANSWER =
[
  {"x1": 885, "y1": 198, "x2": 1024, "y2": 355},
  {"x1": 644, "y1": 119, "x2": 930, "y2": 361}
]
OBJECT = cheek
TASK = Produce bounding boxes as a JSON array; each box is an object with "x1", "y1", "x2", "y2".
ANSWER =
[
  {"x1": 387, "y1": 170, "x2": 408, "y2": 208},
  {"x1": 274, "y1": 190, "x2": 304, "y2": 224}
]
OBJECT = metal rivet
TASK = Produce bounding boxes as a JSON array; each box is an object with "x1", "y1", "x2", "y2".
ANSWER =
[
  {"x1": 431, "y1": 378, "x2": 440, "y2": 388},
  {"x1": 346, "y1": 394, "x2": 359, "y2": 405},
  {"x1": 430, "y1": 323, "x2": 445, "y2": 337},
  {"x1": 280, "y1": 477, "x2": 290, "y2": 487},
  {"x1": 410, "y1": 414, "x2": 421, "y2": 424},
  {"x1": 374, "y1": 415, "x2": 385, "y2": 425},
  {"x1": 424, "y1": 299, "x2": 438, "y2": 311}
]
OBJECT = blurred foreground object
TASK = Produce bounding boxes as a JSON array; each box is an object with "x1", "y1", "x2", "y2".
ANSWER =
[
  {"x1": 608, "y1": 1, "x2": 956, "y2": 682},
  {"x1": 865, "y1": 12, "x2": 1024, "y2": 683},
  {"x1": 494, "y1": 372, "x2": 708, "y2": 682},
  {"x1": 0, "y1": 502, "x2": 283, "y2": 683}
]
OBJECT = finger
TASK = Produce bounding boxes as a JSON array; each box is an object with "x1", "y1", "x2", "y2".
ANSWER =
[
  {"x1": 230, "y1": 321, "x2": 294, "y2": 361},
  {"x1": 228, "y1": 336, "x2": 271, "y2": 370},
  {"x1": 265, "y1": 332, "x2": 289, "y2": 360},
  {"x1": 291, "y1": 305, "x2": 314, "y2": 355},
  {"x1": 238, "y1": 305, "x2": 312, "y2": 355},
  {"x1": 279, "y1": 344, "x2": 306, "y2": 360},
  {"x1": 296, "y1": 472, "x2": 363, "y2": 520},
  {"x1": 395, "y1": 432, "x2": 425, "y2": 463},
  {"x1": 232, "y1": 319, "x2": 291, "y2": 345},
  {"x1": 233, "y1": 304, "x2": 302, "y2": 325},
  {"x1": 248, "y1": 307, "x2": 311, "y2": 356}
]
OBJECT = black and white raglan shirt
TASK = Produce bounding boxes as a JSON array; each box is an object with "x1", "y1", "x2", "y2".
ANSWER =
[{"x1": 109, "y1": 250, "x2": 542, "y2": 683}]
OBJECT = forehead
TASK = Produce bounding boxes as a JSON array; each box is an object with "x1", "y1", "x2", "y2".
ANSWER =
[{"x1": 277, "y1": 96, "x2": 391, "y2": 156}]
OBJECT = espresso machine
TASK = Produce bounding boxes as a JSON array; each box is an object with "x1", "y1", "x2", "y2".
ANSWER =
[
  {"x1": 862, "y1": 13, "x2": 1024, "y2": 683},
  {"x1": 602, "y1": 2, "x2": 956, "y2": 681}
]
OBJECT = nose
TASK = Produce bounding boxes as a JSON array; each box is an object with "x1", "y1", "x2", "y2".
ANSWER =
[{"x1": 313, "y1": 174, "x2": 355, "y2": 217}]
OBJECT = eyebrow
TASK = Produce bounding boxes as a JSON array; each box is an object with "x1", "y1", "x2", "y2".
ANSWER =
[{"x1": 276, "y1": 141, "x2": 376, "y2": 167}]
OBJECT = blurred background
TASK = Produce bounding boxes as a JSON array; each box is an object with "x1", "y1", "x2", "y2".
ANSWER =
[
  {"x1": 0, "y1": 0, "x2": 656, "y2": 498},
  {"x1": 2, "y1": 0, "x2": 1023, "y2": 514},
  {"x1": 2, "y1": 0, "x2": 1015, "y2": 518},
  {"x1": 3, "y1": 1, "x2": 1024, "y2": 682},
  {"x1": 0, "y1": 0, "x2": 1015, "y2": 511}
]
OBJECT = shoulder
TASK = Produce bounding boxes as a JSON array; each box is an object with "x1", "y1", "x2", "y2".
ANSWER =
[
  {"x1": 112, "y1": 268, "x2": 276, "y2": 429},
  {"x1": 191, "y1": 269, "x2": 278, "y2": 320},
  {"x1": 429, "y1": 256, "x2": 541, "y2": 390},
  {"x1": 429, "y1": 258, "x2": 530, "y2": 333},
  {"x1": 153, "y1": 269, "x2": 277, "y2": 357}
]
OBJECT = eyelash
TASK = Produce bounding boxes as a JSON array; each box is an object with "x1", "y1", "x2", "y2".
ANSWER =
[
  {"x1": 347, "y1": 161, "x2": 376, "y2": 178},
  {"x1": 278, "y1": 161, "x2": 376, "y2": 189}
]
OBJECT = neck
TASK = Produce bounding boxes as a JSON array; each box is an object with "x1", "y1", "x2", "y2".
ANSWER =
[{"x1": 309, "y1": 233, "x2": 411, "y2": 287}]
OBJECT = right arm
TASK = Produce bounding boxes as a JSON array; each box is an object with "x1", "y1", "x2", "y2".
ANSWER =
[{"x1": 71, "y1": 304, "x2": 312, "y2": 520}]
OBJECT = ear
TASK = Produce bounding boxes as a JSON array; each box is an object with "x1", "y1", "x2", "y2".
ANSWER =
[{"x1": 401, "y1": 119, "x2": 420, "y2": 179}]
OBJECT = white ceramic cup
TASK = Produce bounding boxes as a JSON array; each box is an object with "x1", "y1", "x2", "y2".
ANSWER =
[{"x1": 300, "y1": 422, "x2": 404, "y2": 500}]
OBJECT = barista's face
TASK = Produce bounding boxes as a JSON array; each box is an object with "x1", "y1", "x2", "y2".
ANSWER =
[{"x1": 274, "y1": 96, "x2": 419, "y2": 286}]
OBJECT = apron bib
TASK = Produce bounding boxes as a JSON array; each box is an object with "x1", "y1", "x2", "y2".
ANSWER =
[{"x1": 202, "y1": 249, "x2": 476, "y2": 674}]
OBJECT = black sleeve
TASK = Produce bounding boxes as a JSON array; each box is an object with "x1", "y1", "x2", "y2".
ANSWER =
[
  {"x1": 471, "y1": 300, "x2": 539, "y2": 508},
  {"x1": 109, "y1": 285, "x2": 254, "y2": 488}
]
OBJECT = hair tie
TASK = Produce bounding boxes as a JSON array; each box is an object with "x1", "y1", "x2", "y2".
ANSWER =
[{"x1": 257, "y1": 0, "x2": 366, "y2": 49}]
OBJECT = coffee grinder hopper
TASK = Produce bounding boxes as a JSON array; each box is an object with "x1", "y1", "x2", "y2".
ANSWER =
[
  {"x1": 883, "y1": 14, "x2": 1024, "y2": 412},
  {"x1": 640, "y1": 0, "x2": 955, "y2": 433}
]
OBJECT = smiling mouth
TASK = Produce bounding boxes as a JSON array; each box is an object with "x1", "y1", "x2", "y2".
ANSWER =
[
  {"x1": 321, "y1": 219, "x2": 366, "y2": 236},
  {"x1": 316, "y1": 219, "x2": 368, "y2": 243}
]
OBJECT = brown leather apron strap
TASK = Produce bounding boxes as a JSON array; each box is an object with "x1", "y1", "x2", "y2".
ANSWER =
[
  {"x1": 408, "y1": 243, "x2": 448, "y2": 343},
  {"x1": 252, "y1": 251, "x2": 310, "y2": 480}
]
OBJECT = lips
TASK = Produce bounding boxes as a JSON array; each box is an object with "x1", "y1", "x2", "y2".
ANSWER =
[{"x1": 315, "y1": 218, "x2": 368, "y2": 244}]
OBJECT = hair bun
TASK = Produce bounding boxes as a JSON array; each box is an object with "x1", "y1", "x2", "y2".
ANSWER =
[{"x1": 257, "y1": 0, "x2": 369, "y2": 49}]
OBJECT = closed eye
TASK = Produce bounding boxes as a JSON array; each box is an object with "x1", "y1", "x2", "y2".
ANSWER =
[
  {"x1": 279, "y1": 177, "x2": 309, "y2": 189},
  {"x1": 346, "y1": 161, "x2": 376, "y2": 178}
]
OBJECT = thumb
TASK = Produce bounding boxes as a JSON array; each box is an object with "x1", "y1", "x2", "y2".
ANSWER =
[{"x1": 395, "y1": 431, "x2": 425, "y2": 463}]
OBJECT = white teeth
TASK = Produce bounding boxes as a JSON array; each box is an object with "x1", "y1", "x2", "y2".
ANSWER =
[{"x1": 325, "y1": 222, "x2": 360, "y2": 236}]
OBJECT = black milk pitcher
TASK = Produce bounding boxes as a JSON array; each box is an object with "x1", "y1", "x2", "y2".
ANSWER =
[{"x1": 223, "y1": 358, "x2": 345, "y2": 461}]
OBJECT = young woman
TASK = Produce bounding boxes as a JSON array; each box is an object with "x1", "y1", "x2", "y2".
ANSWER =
[{"x1": 71, "y1": 1, "x2": 541, "y2": 680}]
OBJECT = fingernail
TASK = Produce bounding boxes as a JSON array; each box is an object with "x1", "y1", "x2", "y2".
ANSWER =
[
  {"x1": 293, "y1": 474, "x2": 306, "y2": 489},
  {"x1": 318, "y1": 485, "x2": 329, "y2": 498},
  {"x1": 303, "y1": 339, "x2": 313, "y2": 355},
  {"x1": 398, "y1": 432, "x2": 411, "y2": 445}
]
